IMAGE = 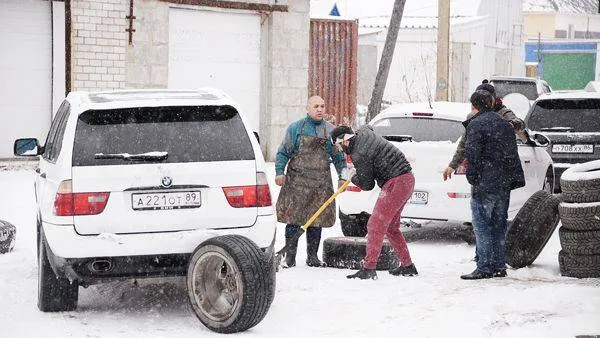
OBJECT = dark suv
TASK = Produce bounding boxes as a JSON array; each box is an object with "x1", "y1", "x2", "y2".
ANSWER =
[{"x1": 525, "y1": 92, "x2": 600, "y2": 192}]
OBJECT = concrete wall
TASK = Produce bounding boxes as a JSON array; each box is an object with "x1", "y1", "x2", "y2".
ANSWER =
[
  {"x1": 524, "y1": 13, "x2": 556, "y2": 39},
  {"x1": 69, "y1": 0, "x2": 310, "y2": 161}
]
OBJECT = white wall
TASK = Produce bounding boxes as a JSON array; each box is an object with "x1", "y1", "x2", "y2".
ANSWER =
[{"x1": 52, "y1": 1, "x2": 66, "y2": 116}]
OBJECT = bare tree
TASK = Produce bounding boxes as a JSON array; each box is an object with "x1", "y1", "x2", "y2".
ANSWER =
[{"x1": 366, "y1": 0, "x2": 406, "y2": 122}]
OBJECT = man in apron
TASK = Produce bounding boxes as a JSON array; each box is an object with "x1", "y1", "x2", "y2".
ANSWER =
[{"x1": 275, "y1": 96, "x2": 347, "y2": 268}]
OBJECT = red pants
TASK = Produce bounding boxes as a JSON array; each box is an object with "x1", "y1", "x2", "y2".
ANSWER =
[{"x1": 363, "y1": 172, "x2": 415, "y2": 270}]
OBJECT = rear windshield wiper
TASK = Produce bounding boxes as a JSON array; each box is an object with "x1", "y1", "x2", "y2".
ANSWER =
[
  {"x1": 94, "y1": 151, "x2": 168, "y2": 161},
  {"x1": 383, "y1": 135, "x2": 413, "y2": 142},
  {"x1": 540, "y1": 127, "x2": 573, "y2": 132}
]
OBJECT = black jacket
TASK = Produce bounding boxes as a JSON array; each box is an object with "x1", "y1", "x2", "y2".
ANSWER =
[
  {"x1": 465, "y1": 110, "x2": 525, "y2": 196},
  {"x1": 348, "y1": 125, "x2": 412, "y2": 190}
]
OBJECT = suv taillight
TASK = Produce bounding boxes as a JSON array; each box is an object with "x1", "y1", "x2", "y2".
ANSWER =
[
  {"x1": 54, "y1": 180, "x2": 110, "y2": 216},
  {"x1": 222, "y1": 172, "x2": 272, "y2": 208},
  {"x1": 455, "y1": 159, "x2": 468, "y2": 175}
]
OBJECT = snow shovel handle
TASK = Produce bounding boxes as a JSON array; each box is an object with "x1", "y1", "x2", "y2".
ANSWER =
[
  {"x1": 300, "y1": 179, "x2": 351, "y2": 232},
  {"x1": 275, "y1": 179, "x2": 352, "y2": 258}
]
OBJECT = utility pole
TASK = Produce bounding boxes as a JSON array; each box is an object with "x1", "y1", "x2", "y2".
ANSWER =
[
  {"x1": 366, "y1": 0, "x2": 406, "y2": 122},
  {"x1": 435, "y1": 0, "x2": 450, "y2": 101}
]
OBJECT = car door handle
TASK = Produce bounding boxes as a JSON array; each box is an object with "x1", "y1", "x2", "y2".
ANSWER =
[{"x1": 524, "y1": 160, "x2": 531, "y2": 164}]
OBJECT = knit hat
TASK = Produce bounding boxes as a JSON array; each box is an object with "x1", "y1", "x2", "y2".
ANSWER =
[
  {"x1": 330, "y1": 125, "x2": 355, "y2": 144},
  {"x1": 476, "y1": 79, "x2": 496, "y2": 97}
]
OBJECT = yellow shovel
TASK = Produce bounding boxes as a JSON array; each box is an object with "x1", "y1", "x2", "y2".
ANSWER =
[{"x1": 274, "y1": 179, "x2": 352, "y2": 269}]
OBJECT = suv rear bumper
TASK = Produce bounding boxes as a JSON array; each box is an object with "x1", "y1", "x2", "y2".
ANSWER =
[{"x1": 43, "y1": 214, "x2": 276, "y2": 259}]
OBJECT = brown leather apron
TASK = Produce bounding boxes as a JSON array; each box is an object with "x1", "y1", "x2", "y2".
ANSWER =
[{"x1": 276, "y1": 123, "x2": 336, "y2": 228}]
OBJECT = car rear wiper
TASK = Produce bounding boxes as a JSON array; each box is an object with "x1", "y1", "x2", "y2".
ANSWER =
[
  {"x1": 383, "y1": 135, "x2": 413, "y2": 142},
  {"x1": 94, "y1": 151, "x2": 168, "y2": 161},
  {"x1": 540, "y1": 127, "x2": 573, "y2": 132}
]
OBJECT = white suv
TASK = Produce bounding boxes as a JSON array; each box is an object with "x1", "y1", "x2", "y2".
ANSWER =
[{"x1": 14, "y1": 89, "x2": 276, "y2": 333}]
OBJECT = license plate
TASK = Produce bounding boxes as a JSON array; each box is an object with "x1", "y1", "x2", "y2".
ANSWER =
[
  {"x1": 410, "y1": 191, "x2": 428, "y2": 204},
  {"x1": 552, "y1": 144, "x2": 594, "y2": 154},
  {"x1": 132, "y1": 191, "x2": 201, "y2": 210}
]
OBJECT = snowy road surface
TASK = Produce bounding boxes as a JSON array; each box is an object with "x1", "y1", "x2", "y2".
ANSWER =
[{"x1": 0, "y1": 163, "x2": 599, "y2": 338}]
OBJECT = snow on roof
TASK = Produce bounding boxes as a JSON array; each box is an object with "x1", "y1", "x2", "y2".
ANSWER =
[
  {"x1": 523, "y1": 0, "x2": 599, "y2": 14},
  {"x1": 358, "y1": 15, "x2": 486, "y2": 31},
  {"x1": 310, "y1": 0, "x2": 482, "y2": 20}
]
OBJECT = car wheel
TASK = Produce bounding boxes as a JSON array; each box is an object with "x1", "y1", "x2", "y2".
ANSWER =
[
  {"x1": 0, "y1": 220, "x2": 16, "y2": 254},
  {"x1": 559, "y1": 250, "x2": 600, "y2": 278},
  {"x1": 339, "y1": 210, "x2": 368, "y2": 237},
  {"x1": 322, "y1": 236, "x2": 399, "y2": 270},
  {"x1": 38, "y1": 231, "x2": 78, "y2": 312},
  {"x1": 186, "y1": 235, "x2": 274, "y2": 333},
  {"x1": 558, "y1": 227, "x2": 600, "y2": 255},
  {"x1": 506, "y1": 190, "x2": 560, "y2": 269},
  {"x1": 560, "y1": 160, "x2": 600, "y2": 203}
]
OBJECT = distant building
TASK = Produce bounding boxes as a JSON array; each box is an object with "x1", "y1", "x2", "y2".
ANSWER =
[
  {"x1": 523, "y1": 0, "x2": 600, "y2": 89},
  {"x1": 311, "y1": 0, "x2": 525, "y2": 104}
]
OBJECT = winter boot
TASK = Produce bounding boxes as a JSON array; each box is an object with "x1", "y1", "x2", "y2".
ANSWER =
[
  {"x1": 346, "y1": 268, "x2": 377, "y2": 280},
  {"x1": 389, "y1": 263, "x2": 418, "y2": 276},
  {"x1": 283, "y1": 237, "x2": 298, "y2": 268},
  {"x1": 306, "y1": 239, "x2": 326, "y2": 267}
]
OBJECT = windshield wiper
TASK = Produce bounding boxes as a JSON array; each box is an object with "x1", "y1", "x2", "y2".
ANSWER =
[
  {"x1": 94, "y1": 151, "x2": 168, "y2": 161},
  {"x1": 540, "y1": 127, "x2": 573, "y2": 132}
]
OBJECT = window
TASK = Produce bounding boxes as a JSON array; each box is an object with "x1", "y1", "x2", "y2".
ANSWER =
[
  {"x1": 42, "y1": 101, "x2": 71, "y2": 162},
  {"x1": 72, "y1": 105, "x2": 255, "y2": 166},
  {"x1": 490, "y1": 80, "x2": 539, "y2": 100},
  {"x1": 372, "y1": 117, "x2": 464, "y2": 142},
  {"x1": 528, "y1": 99, "x2": 600, "y2": 132}
]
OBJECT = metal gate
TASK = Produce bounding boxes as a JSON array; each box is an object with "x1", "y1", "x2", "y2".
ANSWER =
[{"x1": 309, "y1": 18, "x2": 358, "y2": 126}]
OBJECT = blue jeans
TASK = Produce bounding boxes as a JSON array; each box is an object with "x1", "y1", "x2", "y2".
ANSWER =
[{"x1": 470, "y1": 189, "x2": 510, "y2": 273}]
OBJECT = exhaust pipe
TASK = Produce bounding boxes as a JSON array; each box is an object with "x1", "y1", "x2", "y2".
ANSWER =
[{"x1": 89, "y1": 259, "x2": 113, "y2": 273}]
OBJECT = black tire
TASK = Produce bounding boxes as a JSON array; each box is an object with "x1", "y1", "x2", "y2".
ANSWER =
[
  {"x1": 38, "y1": 232, "x2": 78, "y2": 312},
  {"x1": 186, "y1": 235, "x2": 274, "y2": 333},
  {"x1": 558, "y1": 250, "x2": 600, "y2": 278},
  {"x1": 0, "y1": 220, "x2": 16, "y2": 254},
  {"x1": 506, "y1": 190, "x2": 560, "y2": 269},
  {"x1": 560, "y1": 160, "x2": 600, "y2": 203},
  {"x1": 558, "y1": 227, "x2": 600, "y2": 255},
  {"x1": 322, "y1": 236, "x2": 399, "y2": 270},
  {"x1": 559, "y1": 202, "x2": 600, "y2": 231},
  {"x1": 339, "y1": 211, "x2": 368, "y2": 237}
]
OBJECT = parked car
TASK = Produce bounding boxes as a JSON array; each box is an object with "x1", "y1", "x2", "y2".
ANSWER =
[
  {"x1": 490, "y1": 76, "x2": 552, "y2": 102},
  {"x1": 337, "y1": 101, "x2": 554, "y2": 233},
  {"x1": 14, "y1": 89, "x2": 276, "y2": 333},
  {"x1": 525, "y1": 91, "x2": 600, "y2": 192}
]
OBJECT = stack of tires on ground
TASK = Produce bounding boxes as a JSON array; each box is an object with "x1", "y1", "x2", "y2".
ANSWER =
[
  {"x1": 557, "y1": 160, "x2": 600, "y2": 278},
  {"x1": 0, "y1": 219, "x2": 16, "y2": 254}
]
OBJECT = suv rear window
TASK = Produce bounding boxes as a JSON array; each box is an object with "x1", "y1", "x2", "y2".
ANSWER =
[
  {"x1": 73, "y1": 105, "x2": 255, "y2": 166},
  {"x1": 372, "y1": 117, "x2": 464, "y2": 142},
  {"x1": 528, "y1": 99, "x2": 600, "y2": 133},
  {"x1": 491, "y1": 80, "x2": 538, "y2": 100}
]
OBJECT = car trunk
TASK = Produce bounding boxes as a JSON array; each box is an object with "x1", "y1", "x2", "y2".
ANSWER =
[{"x1": 70, "y1": 105, "x2": 258, "y2": 235}]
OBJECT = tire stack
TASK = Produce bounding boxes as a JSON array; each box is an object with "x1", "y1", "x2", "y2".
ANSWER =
[
  {"x1": 0, "y1": 220, "x2": 16, "y2": 254},
  {"x1": 558, "y1": 160, "x2": 600, "y2": 278}
]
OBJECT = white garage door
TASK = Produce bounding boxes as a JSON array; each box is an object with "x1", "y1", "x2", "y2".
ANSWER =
[
  {"x1": 0, "y1": 0, "x2": 52, "y2": 158},
  {"x1": 169, "y1": 8, "x2": 261, "y2": 131}
]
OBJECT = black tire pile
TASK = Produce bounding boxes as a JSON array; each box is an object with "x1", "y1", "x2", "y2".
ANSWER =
[
  {"x1": 557, "y1": 160, "x2": 600, "y2": 278},
  {"x1": 0, "y1": 220, "x2": 16, "y2": 254}
]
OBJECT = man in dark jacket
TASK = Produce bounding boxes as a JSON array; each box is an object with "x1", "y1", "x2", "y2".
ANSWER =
[
  {"x1": 443, "y1": 79, "x2": 526, "y2": 181},
  {"x1": 461, "y1": 90, "x2": 525, "y2": 280},
  {"x1": 330, "y1": 125, "x2": 417, "y2": 280}
]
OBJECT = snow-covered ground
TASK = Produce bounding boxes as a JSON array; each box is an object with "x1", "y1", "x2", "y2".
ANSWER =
[{"x1": 0, "y1": 162, "x2": 599, "y2": 338}]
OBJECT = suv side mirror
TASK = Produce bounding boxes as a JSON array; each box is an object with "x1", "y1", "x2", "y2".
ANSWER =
[
  {"x1": 14, "y1": 138, "x2": 41, "y2": 156},
  {"x1": 530, "y1": 132, "x2": 550, "y2": 147}
]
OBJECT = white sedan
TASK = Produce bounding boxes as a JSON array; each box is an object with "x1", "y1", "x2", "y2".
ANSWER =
[{"x1": 337, "y1": 101, "x2": 554, "y2": 234}]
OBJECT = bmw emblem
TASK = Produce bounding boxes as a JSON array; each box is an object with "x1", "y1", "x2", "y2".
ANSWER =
[{"x1": 161, "y1": 176, "x2": 173, "y2": 187}]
